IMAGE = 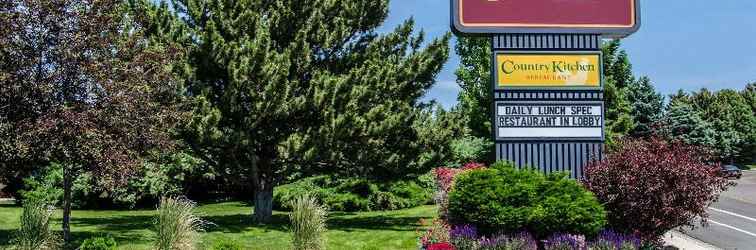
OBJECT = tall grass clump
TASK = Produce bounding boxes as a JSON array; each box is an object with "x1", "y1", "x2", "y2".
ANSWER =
[
  {"x1": 11, "y1": 199, "x2": 61, "y2": 250},
  {"x1": 290, "y1": 194, "x2": 328, "y2": 250},
  {"x1": 155, "y1": 197, "x2": 206, "y2": 250}
]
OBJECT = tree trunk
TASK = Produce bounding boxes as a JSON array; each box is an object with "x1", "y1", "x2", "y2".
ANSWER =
[
  {"x1": 62, "y1": 166, "x2": 72, "y2": 245},
  {"x1": 253, "y1": 187, "x2": 273, "y2": 222},
  {"x1": 251, "y1": 155, "x2": 275, "y2": 223}
]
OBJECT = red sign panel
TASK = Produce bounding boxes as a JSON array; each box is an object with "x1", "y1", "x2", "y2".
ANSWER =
[{"x1": 451, "y1": 0, "x2": 640, "y2": 37}]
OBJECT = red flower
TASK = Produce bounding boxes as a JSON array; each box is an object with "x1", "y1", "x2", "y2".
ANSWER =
[{"x1": 427, "y1": 242, "x2": 455, "y2": 250}]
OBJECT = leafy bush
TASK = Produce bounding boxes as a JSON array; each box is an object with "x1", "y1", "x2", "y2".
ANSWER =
[
  {"x1": 79, "y1": 236, "x2": 117, "y2": 250},
  {"x1": 274, "y1": 176, "x2": 432, "y2": 212},
  {"x1": 18, "y1": 164, "x2": 65, "y2": 206},
  {"x1": 155, "y1": 197, "x2": 206, "y2": 250},
  {"x1": 448, "y1": 136, "x2": 493, "y2": 166},
  {"x1": 11, "y1": 199, "x2": 61, "y2": 250},
  {"x1": 18, "y1": 153, "x2": 211, "y2": 209},
  {"x1": 433, "y1": 163, "x2": 485, "y2": 218},
  {"x1": 584, "y1": 138, "x2": 731, "y2": 243},
  {"x1": 447, "y1": 161, "x2": 606, "y2": 238},
  {"x1": 290, "y1": 195, "x2": 327, "y2": 250}
]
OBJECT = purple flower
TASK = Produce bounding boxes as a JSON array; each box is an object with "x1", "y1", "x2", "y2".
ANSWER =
[
  {"x1": 478, "y1": 231, "x2": 537, "y2": 250},
  {"x1": 450, "y1": 224, "x2": 478, "y2": 239},
  {"x1": 543, "y1": 233, "x2": 587, "y2": 250},
  {"x1": 590, "y1": 230, "x2": 641, "y2": 250}
]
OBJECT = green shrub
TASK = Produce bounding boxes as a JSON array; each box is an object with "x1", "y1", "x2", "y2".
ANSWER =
[
  {"x1": 155, "y1": 197, "x2": 205, "y2": 250},
  {"x1": 274, "y1": 176, "x2": 432, "y2": 212},
  {"x1": 79, "y1": 236, "x2": 117, "y2": 250},
  {"x1": 447, "y1": 161, "x2": 606, "y2": 238},
  {"x1": 448, "y1": 136, "x2": 493, "y2": 166},
  {"x1": 210, "y1": 239, "x2": 243, "y2": 250},
  {"x1": 290, "y1": 195, "x2": 327, "y2": 250},
  {"x1": 11, "y1": 199, "x2": 61, "y2": 250}
]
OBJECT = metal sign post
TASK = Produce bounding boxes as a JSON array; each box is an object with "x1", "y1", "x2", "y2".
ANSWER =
[{"x1": 451, "y1": 1, "x2": 641, "y2": 178}]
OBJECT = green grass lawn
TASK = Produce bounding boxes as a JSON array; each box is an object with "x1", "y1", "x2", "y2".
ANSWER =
[{"x1": 0, "y1": 201, "x2": 435, "y2": 250}]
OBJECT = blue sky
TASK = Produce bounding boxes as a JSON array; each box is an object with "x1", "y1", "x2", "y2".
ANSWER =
[{"x1": 380, "y1": 1, "x2": 756, "y2": 109}]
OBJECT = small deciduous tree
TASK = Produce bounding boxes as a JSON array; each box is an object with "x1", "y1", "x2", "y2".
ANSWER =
[
  {"x1": 584, "y1": 138, "x2": 731, "y2": 243},
  {"x1": 1, "y1": 0, "x2": 182, "y2": 243},
  {"x1": 453, "y1": 36, "x2": 493, "y2": 139}
]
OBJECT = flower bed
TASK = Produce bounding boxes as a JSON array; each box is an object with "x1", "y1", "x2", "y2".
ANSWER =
[{"x1": 419, "y1": 162, "x2": 642, "y2": 250}]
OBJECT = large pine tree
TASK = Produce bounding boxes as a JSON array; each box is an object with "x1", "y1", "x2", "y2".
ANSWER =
[{"x1": 134, "y1": 0, "x2": 451, "y2": 221}]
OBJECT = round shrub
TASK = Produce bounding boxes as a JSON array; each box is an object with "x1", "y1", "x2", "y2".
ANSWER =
[
  {"x1": 447, "y1": 161, "x2": 606, "y2": 238},
  {"x1": 584, "y1": 138, "x2": 731, "y2": 243},
  {"x1": 79, "y1": 236, "x2": 117, "y2": 250}
]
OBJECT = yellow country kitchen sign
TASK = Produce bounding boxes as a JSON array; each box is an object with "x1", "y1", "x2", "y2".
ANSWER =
[{"x1": 496, "y1": 53, "x2": 602, "y2": 88}]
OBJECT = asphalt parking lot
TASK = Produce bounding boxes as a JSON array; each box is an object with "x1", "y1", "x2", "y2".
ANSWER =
[{"x1": 683, "y1": 170, "x2": 756, "y2": 250}]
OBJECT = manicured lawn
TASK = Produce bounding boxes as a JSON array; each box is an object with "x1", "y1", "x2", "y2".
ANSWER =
[{"x1": 0, "y1": 201, "x2": 434, "y2": 250}]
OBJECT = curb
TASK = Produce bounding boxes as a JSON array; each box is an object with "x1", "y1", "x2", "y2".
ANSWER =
[{"x1": 663, "y1": 230, "x2": 721, "y2": 250}]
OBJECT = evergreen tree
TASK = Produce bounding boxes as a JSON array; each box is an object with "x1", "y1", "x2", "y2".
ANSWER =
[
  {"x1": 453, "y1": 36, "x2": 492, "y2": 139},
  {"x1": 134, "y1": 0, "x2": 451, "y2": 221},
  {"x1": 688, "y1": 88, "x2": 755, "y2": 162},
  {"x1": 627, "y1": 76, "x2": 664, "y2": 137},
  {"x1": 659, "y1": 100, "x2": 716, "y2": 148},
  {"x1": 601, "y1": 40, "x2": 635, "y2": 146},
  {"x1": 1, "y1": 0, "x2": 182, "y2": 243}
]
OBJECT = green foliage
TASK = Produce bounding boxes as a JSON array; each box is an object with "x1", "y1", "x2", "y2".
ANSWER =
[
  {"x1": 659, "y1": 100, "x2": 716, "y2": 148},
  {"x1": 627, "y1": 76, "x2": 663, "y2": 137},
  {"x1": 602, "y1": 40, "x2": 635, "y2": 146},
  {"x1": 135, "y1": 0, "x2": 453, "y2": 221},
  {"x1": 665, "y1": 87, "x2": 756, "y2": 163},
  {"x1": 453, "y1": 36, "x2": 493, "y2": 138},
  {"x1": 448, "y1": 136, "x2": 494, "y2": 166},
  {"x1": 447, "y1": 162, "x2": 606, "y2": 238},
  {"x1": 111, "y1": 152, "x2": 211, "y2": 207},
  {"x1": 79, "y1": 236, "x2": 117, "y2": 250},
  {"x1": 18, "y1": 164, "x2": 64, "y2": 206},
  {"x1": 209, "y1": 239, "x2": 243, "y2": 250},
  {"x1": 17, "y1": 154, "x2": 212, "y2": 209},
  {"x1": 290, "y1": 195, "x2": 328, "y2": 250},
  {"x1": 155, "y1": 197, "x2": 205, "y2": 250},
  {"x1": 274, "y1": 176, "x2": 432, "y2": 212},
  {"x1": 18, "y1": 163, "x2": 95, "y2": 209},
  {"x1": 10, "y1": 199, "x2": 61, "y2": 250}
]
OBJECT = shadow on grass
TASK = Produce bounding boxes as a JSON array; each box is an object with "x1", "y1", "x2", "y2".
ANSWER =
[
  {"x1": 327, "y1": 215, "x2": 426, "y2": 232},
  {"x1": 202, "y1": 212, "x2": 427, "y2": 234},
  {"x1": 0, "y1": 203, "x2": 18, "y2": 208},
  {"x1": 72, "y1": 215, "x2": 154, "y2": 232},
  {"x1": 0, "y1": 229, "x2": 12, "y2": 246},
  {"x1": 0, "y1": 229, "x2": 153, "y2": 250},
  {"x1": 203, "y1": 214, "x2": 289, "y2": 233}
]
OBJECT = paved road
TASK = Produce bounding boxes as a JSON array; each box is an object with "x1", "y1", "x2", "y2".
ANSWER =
[{"x1": 683, "y1": 171, "x2": 756, "y2": 250}]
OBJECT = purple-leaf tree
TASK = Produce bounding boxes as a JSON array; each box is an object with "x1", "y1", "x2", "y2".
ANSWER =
[
  {"x1": 584, "y1": 138, "x2": 732, "y2": 243},
  {"x1": 0, "y1": 0, "x2": 183, "y2": 244}
]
